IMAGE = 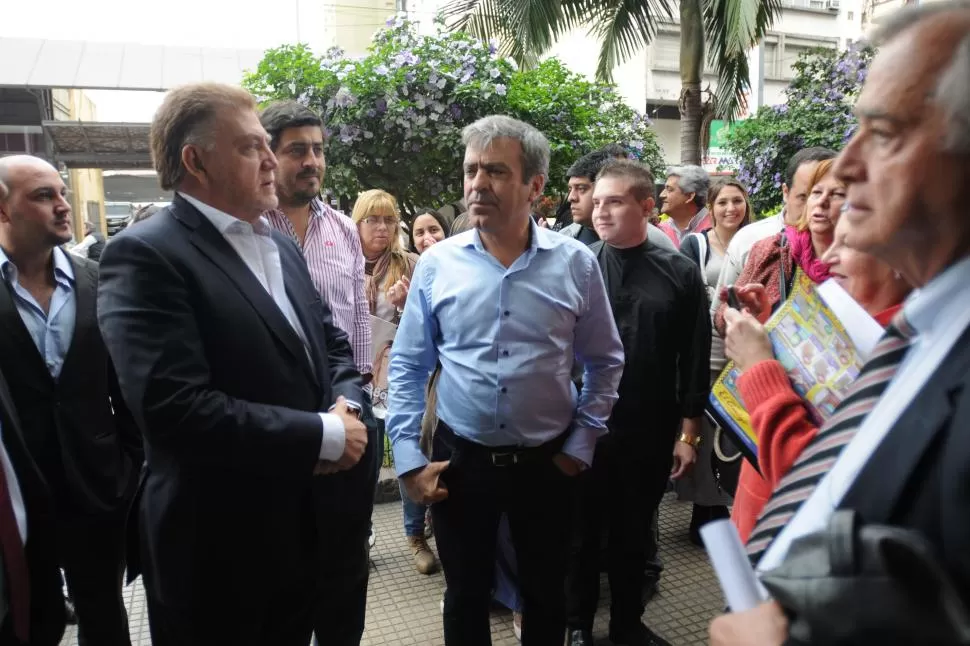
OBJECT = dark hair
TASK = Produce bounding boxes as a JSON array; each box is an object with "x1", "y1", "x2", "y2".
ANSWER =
[
  {"x1": 784, "y1": 147, "x2": 837, "y2": 187},
  {"x1": 596, "y1": 159, "x2": 656, "y2": 201},
  {"x1": 409, "y1": 208, "x2": 451, "y2": 253},
  {"x1": 259, "y1": 101, "x2": 324, "y2": 152},
  {"x1": 566, "y1": 144, "x2": 631, "y2": 180}
]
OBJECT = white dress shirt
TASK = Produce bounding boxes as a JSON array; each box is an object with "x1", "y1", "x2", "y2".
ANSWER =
[
  {"x1": 179, "y1": 193, "x2": 346, "y2": 462},
  {"x1": 758, "y1": 255, "x2": 970, "y2": 571}
]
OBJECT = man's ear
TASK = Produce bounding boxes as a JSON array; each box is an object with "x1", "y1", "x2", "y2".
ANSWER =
[
  {"x1": 781, "y1": 183, "x2": 790, "y2": 205},
  {"x1": 529, "y1": 173, "x2": 547, "y2": 203},
  {"x1": 181, "y1": 145, "x2": 208, "y2": 184},
  {"x1": 642, "y1": 196, "x2": 656, "y2": 218}
]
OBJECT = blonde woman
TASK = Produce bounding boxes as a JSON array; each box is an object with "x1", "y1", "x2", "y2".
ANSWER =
[{"x1": 351, "y1": 190, "x2": 430, "y2": 571}]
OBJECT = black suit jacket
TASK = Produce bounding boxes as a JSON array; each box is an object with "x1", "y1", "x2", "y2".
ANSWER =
[
  {"x1": 0, "y1": 369, "x2": 65, "y2": 646},
  {"x1": 96, "y1": 195, "x2": 364, "y2": 606},
  {"x1": 835, "y1": 321, "x2": 970, "y2": 614},
  {"x1": 0, "y1": 252, "x2": 141, "y2": 519}
]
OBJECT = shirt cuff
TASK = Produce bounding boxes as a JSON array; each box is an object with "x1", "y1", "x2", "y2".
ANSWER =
[
  {"x1": 328, "y1": 400, "x2": 362, "y2": 414},
  {"x1": 561, "y1": 426, "x2": 602, "y2": 469},
  {"x1": 318, "y1": 413, "x2": 346, "y2": 461}
]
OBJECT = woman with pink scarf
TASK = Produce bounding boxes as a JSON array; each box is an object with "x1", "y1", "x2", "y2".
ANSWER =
[{"x1": 713, "y1": 158, "x2": 846, "y2": 336}]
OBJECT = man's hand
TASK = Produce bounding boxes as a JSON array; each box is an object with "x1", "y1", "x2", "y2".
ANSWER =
[
  {"x1": 670, "y1": 440, "x2": 697, "y2": 479},
  {"x1": 333, "y1": 395, "x2": 367, "y2": 471},
  {"x1": 401, "y1": 461, "x2": 450, "y2": 505},
  {"x1": 552, "y1": 452, "x2": 584, "y2": 477},
  {"x1": 724, "y1": 308, "x2": 775, "y2": 373},
  {"x1": 709, "y1": 602, "x2": 788, "y2": 646}
]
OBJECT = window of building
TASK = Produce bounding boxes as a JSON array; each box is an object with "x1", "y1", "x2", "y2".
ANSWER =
[
  {"x1": 781, "y1": 38, "x2": 837, "y2": 79},
  {"x1": 653, "y1": 31, "x2": 680, "y2": 70}
]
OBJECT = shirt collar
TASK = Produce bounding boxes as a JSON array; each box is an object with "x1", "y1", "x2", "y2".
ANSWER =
[
  {"x1": 902, "y1": 254, "x2": 970, "y2": 337},
  {"x1": 467, "y1": 216, "x2": 554, "y2": 254},
  {"x1": 0, "y1": 245, "x2": 75, "y2": 287},
  {"x1": 180, "y1": 192, "x2": 272, "y2": 237}
]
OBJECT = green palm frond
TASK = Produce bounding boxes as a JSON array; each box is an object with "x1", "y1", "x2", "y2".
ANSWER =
[
  {"x1": 590, "y1": 0, "x2": 675, "y2": 82},
  {"x1": 442, "y1": 0, "x2": 589, "y2": 69},
  {"x1": 703, "y1": 0, "x2": 784, "y2": 120}
]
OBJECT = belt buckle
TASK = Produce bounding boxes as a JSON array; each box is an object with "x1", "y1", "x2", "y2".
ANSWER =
[{"x1": 491, "y1": 451, "x2": 519, "y2": 467}]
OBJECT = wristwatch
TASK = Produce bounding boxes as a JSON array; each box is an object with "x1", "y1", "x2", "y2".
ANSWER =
[{"x1": 678, "y1": 432, "x2": 701, "y2": 448}]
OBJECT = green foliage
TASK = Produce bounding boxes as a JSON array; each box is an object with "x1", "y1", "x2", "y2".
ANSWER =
[
  {"x1": 506, "y1": 59, "x2": 666, "y2": 191},
  {"x1": 724, "y1": 44, "x2": 874, "y2": 216},
  {"x1": 242, "y1": 17, "x2": 664, "y2": 217}
]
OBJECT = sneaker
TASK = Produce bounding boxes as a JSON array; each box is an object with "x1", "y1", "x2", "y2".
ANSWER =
[{"x1": 408, "y1": 535, "x2": 439, "y2": 575}]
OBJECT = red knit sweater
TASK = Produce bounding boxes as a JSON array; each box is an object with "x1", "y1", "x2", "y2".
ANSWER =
[{"x1": 730, "y1": 304, "x2": 902, "y2": 542}]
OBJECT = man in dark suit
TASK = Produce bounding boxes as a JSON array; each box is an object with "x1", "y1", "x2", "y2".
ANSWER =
[
  {"x1": 97, "y1": 82, "x2": 368, "y2": 646},
  {"x1": 711, "y1": 4, "x2": 970, "y2": 643},
  {"x1": 0, "y1": 365, "x2": 66, "y2": 646},
  {"x1": 0, "y1": 155, "x2": 141, "y2": 646}
]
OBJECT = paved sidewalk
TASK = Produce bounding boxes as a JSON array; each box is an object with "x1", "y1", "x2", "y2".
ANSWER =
[{"x1": 61, "y1": 494, "x2": 723, "y2": 646}]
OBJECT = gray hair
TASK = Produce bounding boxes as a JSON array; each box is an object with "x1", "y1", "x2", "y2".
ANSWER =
[
  {"x1": 461, "y1": 115, "x2": 550, "y2": 183},
  {"x1": 873, "y1": 1, "x2": 970, "y2": 154},
  {"x1": 668, "y1": 165, "x2": 710, "y2": 208}
]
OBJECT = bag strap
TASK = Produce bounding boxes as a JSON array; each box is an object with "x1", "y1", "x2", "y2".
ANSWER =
[{"x1": 778, "y1": 232, "x2": 790, "y2": 303}]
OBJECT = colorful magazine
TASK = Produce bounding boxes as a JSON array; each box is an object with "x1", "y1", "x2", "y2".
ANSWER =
[{"x1": 708, "y1": 271, "x2": 871, "y2": 466}]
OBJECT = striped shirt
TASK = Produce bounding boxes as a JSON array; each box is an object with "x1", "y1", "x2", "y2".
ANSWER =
[{"x1": 264, "y1": 198, "x2": 373, "y2": 376}]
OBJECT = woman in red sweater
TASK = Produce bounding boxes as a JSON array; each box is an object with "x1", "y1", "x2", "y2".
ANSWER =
[
  {"x1": 723, "y1": 216, "x2": 912, "y2": 541},
  {"x1": 713, "y1": 159, "x2": 845, "y2": 337}
]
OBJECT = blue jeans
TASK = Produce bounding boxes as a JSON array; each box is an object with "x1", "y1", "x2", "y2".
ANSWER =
[{"x1": 400, "y1": 481, "x2": 428, "y2": 537}]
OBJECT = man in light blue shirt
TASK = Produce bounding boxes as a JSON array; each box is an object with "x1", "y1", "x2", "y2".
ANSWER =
[{"x1": 387, "y1": 115, "x2": 624, "y2": 646}]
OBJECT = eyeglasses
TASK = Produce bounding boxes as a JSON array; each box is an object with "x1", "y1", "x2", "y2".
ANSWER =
[{"x1": 362, "y1": 215, "x2": 399, "y2": 227}]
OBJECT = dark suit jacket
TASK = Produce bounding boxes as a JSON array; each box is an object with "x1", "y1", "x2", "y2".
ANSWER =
[
  {"x1": 835, "y1": 321, "x2": 970, "y2": 618},
  {"x1": 96, "y1": 195, "x2": 364, "y2": 607},
  {"x1": 0, "y1": 369, "x2": 65, "y2": 646},
  {"x1": 0, "y1": 252, "x2": 141, "y2": 520}
]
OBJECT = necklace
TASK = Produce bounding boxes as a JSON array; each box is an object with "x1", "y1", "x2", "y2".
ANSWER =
[{"x1": 711, "y1": 227, "x2": 729, "y2": 254}]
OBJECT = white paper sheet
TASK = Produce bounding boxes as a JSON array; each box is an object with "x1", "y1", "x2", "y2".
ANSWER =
[
  {"x1": 700, "y1": 520, "x2": 770, "y2": 612},
  {"x1": 817, "y1": 278, "x2": 885, "y2": 359}
]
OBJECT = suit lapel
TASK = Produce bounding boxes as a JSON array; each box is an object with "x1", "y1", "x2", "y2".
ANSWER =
[
  {"x1": 278, "y1": 240, "x2": 325, "y2": 392},
  {"x1": 172, "y1": 197, "x2": 317, "y2": 384},
  {"x1": 841, "y1": 323, "x2": 970, "y2": 521},
  {"x1": 59, "y1": 254, "x2": 97, "y2": 378}
]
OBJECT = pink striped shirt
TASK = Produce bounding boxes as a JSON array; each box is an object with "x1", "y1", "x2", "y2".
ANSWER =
[{"x1": 264, "y1": 199, "x2": 373, "y2": 376}]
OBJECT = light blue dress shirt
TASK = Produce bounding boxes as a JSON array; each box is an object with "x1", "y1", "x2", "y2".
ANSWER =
[
  {"x1": 0, "y1": 247, "x2": 75, "y2": 379},
  {"x1": 387, "y1": 218, "x2": 625, "y2": 475}
]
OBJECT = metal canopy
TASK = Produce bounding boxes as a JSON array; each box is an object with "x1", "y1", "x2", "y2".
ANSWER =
[{"x1": 42, "y1": 121, "x2": 152, "y2": 169}]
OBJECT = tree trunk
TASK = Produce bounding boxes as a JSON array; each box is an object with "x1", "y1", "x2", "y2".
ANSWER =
[{"x1": 679, "y1": 0, "x2": 705, "y2": 166}]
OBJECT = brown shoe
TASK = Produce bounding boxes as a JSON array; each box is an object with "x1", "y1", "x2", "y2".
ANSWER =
[{"x1": 408, "y1": 535, "x2": 439, "y2": 575}]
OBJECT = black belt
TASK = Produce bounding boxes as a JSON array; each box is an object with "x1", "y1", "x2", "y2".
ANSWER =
[{"x1": 437, "y1": 421, "x2": 567, "y2": 467}]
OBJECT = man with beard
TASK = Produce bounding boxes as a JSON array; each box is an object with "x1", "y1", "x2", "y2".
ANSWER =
[
  {"x1": 0, "y1": 155, "x2": 140, "y2": 646},
  {"x1": 260, "y1": 101, "x2": 376, "y2": 646}
]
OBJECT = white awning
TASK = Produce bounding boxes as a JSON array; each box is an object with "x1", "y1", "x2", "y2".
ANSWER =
[{"x1": 0, "y1": 37, "x2": 265, "y2": 91}]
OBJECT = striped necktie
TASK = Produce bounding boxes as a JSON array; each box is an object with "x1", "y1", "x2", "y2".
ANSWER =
[{"x1": 746, "y1": 312, "x2": 917, "y2": 564}]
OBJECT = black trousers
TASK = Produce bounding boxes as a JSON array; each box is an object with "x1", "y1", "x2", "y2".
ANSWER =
[
  {"x1": 146, "y1": 565, "x2": 317, "y2": 646},
  {"x1": 431, "y1": 424, "x2": 577, "y2": 646},
  {"x1": 566, "y1": 434, "x2": 673, "y2": 633},
  {"x1": 313, "y1": 408, "x2": 380, "y2": 646},
  {"x1": 59, "y1": 510, "x2": 131, "y2": 646}
]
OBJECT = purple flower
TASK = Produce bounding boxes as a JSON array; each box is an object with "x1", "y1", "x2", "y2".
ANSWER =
[
  {"x1": 450, "y1": 104, "x2": 462, "y2": 119},
  {"x1": 495, "y1": 83, "x2": 507, "y2": 96},
  {"x1": 489, "y1": 68, "x2": 500, "y2": 79},
  {"x1": 488, "y1": 38, "x2": 499, "y2": 55},
  {"x1": 375, "y1": 64, "x2": 389, "y2": 76},
  {"x1": 375, "y1": 98, "x2": 387, "y2": 114}
]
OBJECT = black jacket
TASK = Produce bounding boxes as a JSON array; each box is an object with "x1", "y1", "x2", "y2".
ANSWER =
[
  {"x1": 97, "y1": 195, "x2": 364, "y2": 607},
  {"x1": 0, "y1": 253, "x2": 141, "y2": 519},
  {"x1": 0, "y1": 369, "x2": 65, "y2": 646}
]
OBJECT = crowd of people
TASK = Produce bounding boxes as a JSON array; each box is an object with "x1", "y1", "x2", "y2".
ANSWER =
[{"x1": 0, "y1": 3, "x2": 967, "y2": 646}]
